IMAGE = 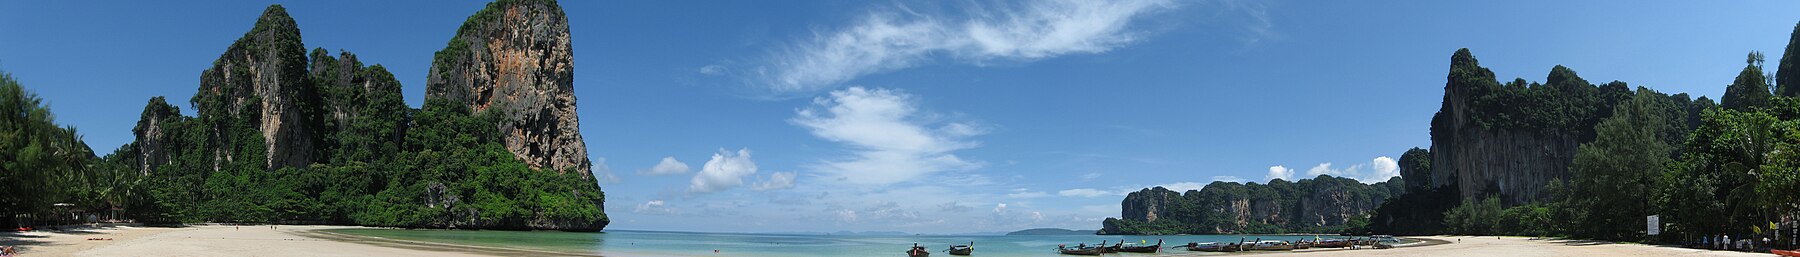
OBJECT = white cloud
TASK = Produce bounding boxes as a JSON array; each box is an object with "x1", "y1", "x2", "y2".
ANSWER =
[
  {"x1": 1266, "y1": 165, "x2": 1294, "y2": 181},
  {"x1": 752, "y1": 171, "x2": 798, "y2": 191},
  {"x1": 1058, "y1": 188, "x2": 1114, "y2": 198},
  {"x1": 1286, "y1": 156, "x2": 1403, "y2": 183},
  {"x1": 699, "y1": 64, "x2": 726, "y2": 76},
  {"x1": 750, "y1": 0, "x2": 1177, "y2": 93},
  {"x1": 1080, "y1": 172, "x2": 1103, "y2": 180},
  {"x1": 689, "y1": 148, "x2": 759, "y2": 193},
  {"x1": 993, "y1": 203, "x2": 1008, "y2": 214},
  {"x1": 1211, "y1": 175, "x2": 1245, "y2": 183},
  {"x1": 1368, "y1": 156, "x2": 1400, "y2": 182},
  {"x1": 639, "y1": 156, "x2": 692, "y2": 176},
  {"x1": 593, "y1": 157, "x2": 621, "y2": 184},
  {"x1": 1305, "y1": 163, "x2": 1336, "y2": 177},
  {"x1": 1157, "y1": 182, "x2": 1205, "y2": 193},
  {"x1": 635, "y1": 200, "x2": 676, "y2": 215},
  {"x1": 792, "y1": 87, "x2": 983, "y2": 185},
  {"x1": 835, "y1": 208, "x2": 859, "y2": 222},
  {"x1": 1007, "y1": 190, "x2": 1050, "y2": 199}
]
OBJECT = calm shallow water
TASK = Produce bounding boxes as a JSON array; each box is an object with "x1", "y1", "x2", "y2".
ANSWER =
[{"x1": 325, "y1": 228, "x2": 1357, "y2": 257}]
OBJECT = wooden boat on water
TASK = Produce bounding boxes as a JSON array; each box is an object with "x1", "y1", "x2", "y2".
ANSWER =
[
  {"x1": 1184, "y1": 242, "x2": 1218, "y2": 251},
  {"x1": 1313, "y1": 238, "x2": 1354, "y2": 248},
  {"x1": 945, "y1": 241, "x2": 973, "y2": 255},
  {"x1": 907, "y1": 243, "x2": 930, "y2": 257},
  {"x1": 1186, "y1": 242, "x2": 1241, "y2": 252},
  {"x1": 1117, "y1": 239, "x2": 1162, "y2": 253},
  {"x1": 1099, "y1": 241, "x2": 1122, "y2": 253},
  {"x1": 1247, "y1": 240, "x2": 1295, "y2": 251},
  {"x1": 1057, "y1": 241, "x2": 1104, "y2": 256},
  {"x1": 1057, "y1": 247, "x2": 1102, "y2": 256}
]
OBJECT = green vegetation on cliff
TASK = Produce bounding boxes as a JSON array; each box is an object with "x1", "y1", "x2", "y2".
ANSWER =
[
  {"x1": 1363, "y1": 22, "x2": 1800, "y2": 245},
  {"x1": 1101, "y1": 175, "x2": 1403, "y2": 235},
  {"x1": 0, "y1": 2, "x2": 607, "y2": 232}
]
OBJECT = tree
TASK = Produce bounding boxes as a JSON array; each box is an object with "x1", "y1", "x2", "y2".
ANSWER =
[
  {"x1": 1566, "y1": 88, "x2": 1677, "y2": 240},
  {"x1": 1445, "y1": 196, "x2": 1502, "y2": 235},
  {"x1": 0, "y1": 71, "x2": 97, "y2": 227},
  {"x1": 1723, "y1": 52, "x2": 1773, "y2": 111}
]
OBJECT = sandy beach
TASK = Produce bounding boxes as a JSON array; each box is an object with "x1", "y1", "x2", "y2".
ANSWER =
[
  {"x1": 1172, "y1": 236, "x2": 1775, "y2": 257},
  {"x1": 3, "y1": 227, "x2": 1783, "y2": 257},
  {"x1": 0, "y1": 225, "x2": 516, "y2": 257}
]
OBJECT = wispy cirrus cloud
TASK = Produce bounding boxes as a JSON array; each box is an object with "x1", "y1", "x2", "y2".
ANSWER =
[
  {"x1": 733, "y1": 0, "x2": 1178, "y2": 95},
  {"x1": 791, "y1": 87, "x2": 984, "y2": 185}
]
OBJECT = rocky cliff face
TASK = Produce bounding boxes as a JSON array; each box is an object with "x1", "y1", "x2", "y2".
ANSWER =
[
  {"x1": 193, "y1": 5, "x2": 320, "y2": 170},
  {"x1": 1427, "y1": 49, "x2": 1619, "y2": 205},
  {"x1": 1120, "y1": 187, "x2": 1182, "y2": 223},
  {"x1": 133, "y1": 97, "x2": 181, "y2": 175},
  {"x1": 423, "y1": 0, "x2": 606, "y2": 231},
  {"x1": 1297, "y1": 181, "x2": 1382, "y2": 227},
  {"x1": 426, "y1": 0, "x2": 590, "y2": 175}
]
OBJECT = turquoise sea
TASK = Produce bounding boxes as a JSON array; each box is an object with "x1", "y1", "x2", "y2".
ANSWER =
[{"x1": 324, "y1": 228, "x2": 1359, "y2": 256}]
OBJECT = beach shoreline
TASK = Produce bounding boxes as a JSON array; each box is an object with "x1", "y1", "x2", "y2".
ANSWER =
[{"x1": 3, "y1": 226, "x2": 1784, "y2": 257}]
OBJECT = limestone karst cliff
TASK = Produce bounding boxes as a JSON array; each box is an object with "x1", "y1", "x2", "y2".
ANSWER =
[
  {"x1": 1101, "y1": 175, "x2": 1402, "y2": 235},
  {"x1": 118, "y1": 1, "x2": 607, "y2": 231},
  {"x1": 426, "y1": 0, "x2": 591, "y2": 175},
  {"x1": 191, "y1": 5, "x2": 321, "y2": 170},
  {"x1": 1427, "y1": 49, "x2": 1634, "y2": 205},
  {"x1": 132, "y1": 97, "x2": 182, "y2": 175}
]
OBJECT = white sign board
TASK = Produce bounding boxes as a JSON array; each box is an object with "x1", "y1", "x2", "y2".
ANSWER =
[{"x1": 1647, "y1": 215, "x2": 1660, "y2": 235}]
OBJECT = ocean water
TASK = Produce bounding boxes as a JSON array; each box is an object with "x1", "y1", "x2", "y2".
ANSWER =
[{"x1": 324, "y1": 228, "x2": 1357, "y2": 256}]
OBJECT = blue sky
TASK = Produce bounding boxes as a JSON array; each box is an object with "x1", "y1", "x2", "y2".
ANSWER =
[{"x1": 4, "y1": 1, "x2": 1800, "y2": 234}]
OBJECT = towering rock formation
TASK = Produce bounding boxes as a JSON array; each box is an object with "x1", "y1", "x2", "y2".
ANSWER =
[
  {"x1": 132, "y1": 97, "x2": 181, "y2": 175},
  {"x1": 426, "y1": 0, "x2": 591, "y2": 175},
  {"x1": 1427, "y1": 49, "x2": 1628, "y2": 205},
  {"x1": 1397, "y1": 148, "x2": 1432, "y2": 193},
  {"x1": 114, "y1": 1, "x2": 606, "y2": 232},
  {"x1": 192, "y1": 5, "x2": 320, "y2": 169},
  {"x1": 1119, "y1": 187, "x2": 1183, "y2": 223}
]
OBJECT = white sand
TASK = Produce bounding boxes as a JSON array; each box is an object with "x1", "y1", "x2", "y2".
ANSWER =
[
  {"x1": 0, "y1": 225, "x2": 172, "y2": 256},
  {"x1": 0, "y1": 225, "x2": 495, "y2": 257},
  {"x1": 9, "y1": 227, "x2": 1782, "y2": 257},
  {"x1": 1158, "y1": 236, "x2": 1774, "y2": 257}
]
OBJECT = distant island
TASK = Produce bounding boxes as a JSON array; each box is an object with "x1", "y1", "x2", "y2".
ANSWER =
[{"x1": 1007, "y1": 228, "x2": 1098, "y2": 235}]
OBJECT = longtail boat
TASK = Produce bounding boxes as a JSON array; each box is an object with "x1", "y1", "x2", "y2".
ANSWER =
[
  {"x1": 1057, "y1": 242, "x2": 1103, "y2": 256},
  {"x1": 1117, "y1": 239, "x2": 1162, "y2": 253},
  {"x1": 906, "y1": 243, "x2": 930, "y2": 257},
  {"x1": 1247, "y1": 240, "x2": 1295, "y2": 251},
  {"x1": 1314, "y1": 238, "x2": 1353, "y2": 248},
  {"x1": 945, "y1": 241, "x2": 972, "y2": 255}
]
